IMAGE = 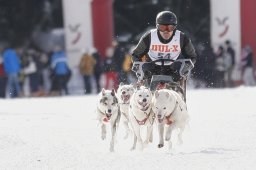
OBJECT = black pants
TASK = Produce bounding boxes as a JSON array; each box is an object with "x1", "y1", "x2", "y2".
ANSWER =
[
  {"x1": 0, "y1": 77, "x2": 6, "y2": 98},
  {"x1": 83, "y1": 75, "x2": 92, "y2": 94},
  {"x1": 56, "y1": 75, "x2": 69, "y2": 95},
  {"x1": 144, "y1": 64, "x2": 181, "y2": 83}
]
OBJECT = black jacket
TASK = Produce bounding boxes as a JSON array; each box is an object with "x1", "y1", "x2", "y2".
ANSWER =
[{"x1": 132, "y1": 29, "x2": 197, "y2": 64}]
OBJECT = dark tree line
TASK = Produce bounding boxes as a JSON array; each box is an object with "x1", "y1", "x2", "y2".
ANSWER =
[
  {"x1": 0, "y1": 0, "x2": 210, "y2": 48},
  {"x1": 113, "y1": 0, "x2": 210, "y2": 45},
  {"x1": 0, "y1": 0, "x2": 62, "y2": 46}
]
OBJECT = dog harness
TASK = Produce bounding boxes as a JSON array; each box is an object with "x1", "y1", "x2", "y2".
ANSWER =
[
  {"x1": 164, "y1": 101, "x2": 180, "y2": 125},
  {"x1": 134, "y1": 114, "x2": 149, "y2": 125},
  {"x1": 132, "y1": 105, "x2": 152, "y2": 125},
  {"x1": 164, "y1": 114, "x2": 173, "y2": 125}
]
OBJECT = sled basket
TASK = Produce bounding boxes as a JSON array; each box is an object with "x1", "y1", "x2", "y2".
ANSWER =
[{"x1": 149, "y1": 75, "x2": 177, "y2": 90}]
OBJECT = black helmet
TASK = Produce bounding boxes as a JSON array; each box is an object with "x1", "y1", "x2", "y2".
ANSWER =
[{"x1": 156, "y1": 11, "x2": 177, "y2": 26}]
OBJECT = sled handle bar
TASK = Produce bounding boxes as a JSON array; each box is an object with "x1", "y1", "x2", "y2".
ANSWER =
[{"x1": 132, "y1": 59, "x2": 194, "y2": 81}]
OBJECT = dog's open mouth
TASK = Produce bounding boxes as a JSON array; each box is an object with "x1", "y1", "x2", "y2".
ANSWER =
[
  {"x1": 158, "y1": 118, "x2": 164, "y2": 123},
  {"x1": 138, "y1": 101, "x2": 148, "y2": 107},
  {"x1": 121, "y1": 94, "x2": 130, "y2": 103},
  {"x1": 106, "y1": 114, "x2": 112, "y2": 119},
  {"x1": 103, "y1": 114, "x2": 112, "y2": 123}
]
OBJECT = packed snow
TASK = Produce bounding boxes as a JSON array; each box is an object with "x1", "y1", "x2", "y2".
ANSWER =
[{"x1": 0, "y1": 86, "x2": 256, "y2": 170}]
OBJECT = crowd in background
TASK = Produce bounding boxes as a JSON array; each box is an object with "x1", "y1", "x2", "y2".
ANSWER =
[
  {"x1": 0, "y1": 39, "x2": 255, "y2": 99},
  {"x1": 193, "y1": 40, "x2": 255, "y2": 88},
  {"x1": 0, "y1": 44, "x2": 71, "y2": 98}
]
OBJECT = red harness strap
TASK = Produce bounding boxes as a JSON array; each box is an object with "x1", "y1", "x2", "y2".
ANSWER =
[
  {"x1": 164, "y1": 113, "x2": 173, "y2": 125},
  {"x1": 164, "y1": 101, "x2": 179, "y2": 125},
  {"x1": 134, "y1": 115, "x2": 149, "y2": 125},
  {"x1": 156, "y1": 82, "x2": 167, "y2": 90},
  {"x1": 103, "y1": 117, "x2": 110, "y2": 123}
]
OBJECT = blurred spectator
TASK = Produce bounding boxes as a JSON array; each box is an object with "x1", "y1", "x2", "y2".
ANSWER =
[
  {"x1": 91, "y1": 47, "x2": 102, "y2": 93},
  {"x1": 0, "y1": 49, "x2": 6, "y2": 98},
  {"x1": 22, "y1": 49, "x2": 41, "y2": 97},
  {"x1": 240, "y1": 45, "x2": 255, "y2": 86},
  {"x1": 122, "y1": 46, "x2": 136, "y2": 84},
  {"x1": 79, "y1": 50, "x2": 96, "y2": 94},
  {"x1": 50, "y1": 46, "x2": 71, "y2": 95},
  {"x1": 224, "y1": 40, "x2": 236, "y2": 87},
  {"x1": 214, "y1": 45, "x2": 225, "y2": 88},
  {"x1": 112, "y1": 40, "x2": 125, "y2": 84},
  {"x1": 201, "y1": 45, "x2": 216, "y2": 88},
  {"x1": 103, "y1": 47, "x2": 118, "y2": 90},
  {"x1": 39, "y1": 52, "x2": 51, "y2": 94},
  {"x1": 192, "y1": 44, "x2": 207, "y2": 88},
  {"x1": 3, "y1": 46, "x2": 21, "y2": 98}
]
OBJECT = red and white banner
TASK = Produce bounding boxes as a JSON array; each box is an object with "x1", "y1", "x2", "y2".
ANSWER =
[
  {"x1": 210, "y1": 0, "x2": 242, "y2": 80},
  {"x1": 62, "y1": 0, "x2": 93, "y2": 67},
  {"x1": 241, "y1": 0, "x2": 256, "y2": 66},
  {"x1": 211, "y1": 0, "x2": 256, "y2": 81},
  {"x1": 210, "y1": 0, "x2": 241, "y2": 59}
]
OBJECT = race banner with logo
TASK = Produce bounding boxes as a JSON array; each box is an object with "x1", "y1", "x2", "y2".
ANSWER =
[
  {"x1": 62, "y1": 0, "x2": 93, "y2": 67},
  {"x1": 210, "y1": 0, "x2": 241, "y2": 79}
]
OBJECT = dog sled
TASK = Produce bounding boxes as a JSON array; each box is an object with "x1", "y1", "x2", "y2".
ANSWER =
[{"x1": 132, "y1": 58, "x2": 194, "y2": 102}]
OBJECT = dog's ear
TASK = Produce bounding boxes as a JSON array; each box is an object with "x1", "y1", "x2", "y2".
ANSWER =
[
  {"x1": 154, "y1": 90, "x2": 159, "y2": 98},
  {"x1": 165, "y1": 91, "x2": 169, "y2": 98},
  {"x1": 132, "y1": 83, "x2": 139, "y2": 89},
  {"x1": 101, "y1": 88, "x2": 106, "y2": 96},
  {"x1": 136, "y1": 85, "x2": 140, "y2": 90},
  {"x1": 111, "y1": 89, "x2": 116, "y2": 96},
  {"x1": 119, "y1": 82, "x2": 124, "y2": 86},
  {"x1": 132, "y1": 83, "x2": 136, "y2": 88}
]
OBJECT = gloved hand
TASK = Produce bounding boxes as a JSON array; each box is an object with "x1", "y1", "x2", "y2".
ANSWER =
[
  {"x1": 170, "y1": 62, "x2": 182, "y2": 73},
  {"x1": 131, "y1": 63, "x2": 140, "y2": 72},
  {"x1": 181, "y1": 62, "x2": 193, "y2": 76},
  {"x1": 170, "y1": 61, "x2": 193, "y2": 77}
]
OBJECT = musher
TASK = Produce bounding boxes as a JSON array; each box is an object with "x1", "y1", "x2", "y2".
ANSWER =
[{"x1": 131, "y1": 11, "x2": 197, "y2": 94}]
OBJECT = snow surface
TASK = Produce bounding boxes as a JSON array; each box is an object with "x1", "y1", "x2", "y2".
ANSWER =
[{"x1": 0, "y1": 86, "x2": 256, "y2": 170}]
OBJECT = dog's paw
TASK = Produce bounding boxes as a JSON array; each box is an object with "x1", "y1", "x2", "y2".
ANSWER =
[
  {"x1": 158, "y1": 143, "x2": 164, "y2": 148},
  {"x1": 143, "y1": 140, "x2": 149, "y2": 146},
  {"x1": 165, "y1": 136, "x2": 171, "y2": 141},
  {"x1": 101, "y1": 135, "x2": 106, "y2": 140},
  {"x1": 130, "y1": 147, "x2": 135, "y2": 151},
  {"x1": 110, "y1": 147, "x2": 114, "y2": 152},
  {"x1": 149, "y1": 137, "x2": 153, "y2": 143}
]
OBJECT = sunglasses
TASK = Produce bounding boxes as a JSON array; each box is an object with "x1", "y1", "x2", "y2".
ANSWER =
[{"x1": 157, "y1": 24, "x2": 176, "y2": 32}]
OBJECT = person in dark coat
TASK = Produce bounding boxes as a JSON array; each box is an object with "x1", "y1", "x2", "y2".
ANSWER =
[
  {"x1": 0, "y1": 53, "x2": 6, "y2": 98},
  {"x1": 132, "y1": 11, "x2": 197, "y2": 85}
]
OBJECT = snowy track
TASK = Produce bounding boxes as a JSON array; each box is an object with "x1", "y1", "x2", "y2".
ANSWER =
[{"x1": 0, "y1": 87, "x2": 256, "y2": 170}]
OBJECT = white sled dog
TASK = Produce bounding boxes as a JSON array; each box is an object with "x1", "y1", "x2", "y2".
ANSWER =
[
  {"x1": 152, "y1": 89, "x2": 189, "y2": 151},
  {"x1": 129, "y1": 86, "x2": 155, "y2": 151},
  {"x1": 96, "y1": 88, "x2": 120, "y2": 152},
  {"x1": 116, "y1": 83, "x2": 135, "y2": 139}
]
